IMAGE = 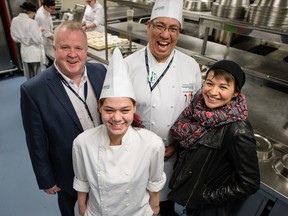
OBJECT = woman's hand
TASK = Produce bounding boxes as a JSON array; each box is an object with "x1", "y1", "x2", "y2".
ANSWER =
[
  {"x1": 149, "y1": 191, "x2": 160, "y2": 215},
  {"x1": 78, "y1": 191, "x2": 88, "y2": 216},
  {"x1": 164, "y1": 141, "x2": 178, "y2": 160},
  {"x1": 78, "y1": 203, "x2": 87, "y2": 216},
  {"x1": 151, "y1": 205, "x2": 160, "y2": 215}
]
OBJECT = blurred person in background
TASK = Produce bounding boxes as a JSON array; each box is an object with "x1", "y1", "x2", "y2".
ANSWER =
[
  {"x1": 124, "y1": 0, "x2": 202, "y2": 215},
  {"x1": 20, "y1": 21, "x2": 106, "y2": 216},
  {"x1": 35, "y1": 0, "x2": 56, "y2": 67},
  {"x1": 10, "y1": 1, "x2": 46, "y2": 79},
  {"x1": 82, "y1": 0, "x2": 104, "y2": 32}
]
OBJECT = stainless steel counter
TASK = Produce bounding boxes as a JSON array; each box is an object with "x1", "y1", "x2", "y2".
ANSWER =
[
  {"x1": 87, "y1": 42, "x2": 144, "y2": 64},
  {"x1": 107, "y1": 22, "x2": 288, "y2": 86}
]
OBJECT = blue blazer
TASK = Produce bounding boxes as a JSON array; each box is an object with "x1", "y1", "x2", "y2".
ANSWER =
[{"x1": 20, "y1": 63, "x2": 106, "y2": 196}]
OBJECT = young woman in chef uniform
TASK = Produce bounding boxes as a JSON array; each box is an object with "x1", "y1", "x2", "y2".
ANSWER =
[{"x1": 72, "y1": 48, "x2": 166, "y2": 216}]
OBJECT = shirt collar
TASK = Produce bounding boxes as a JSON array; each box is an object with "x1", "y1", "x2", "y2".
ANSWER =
[
  {"x1": 54, "y1": 62, "x2": 88, "y2": 86},
  {"x1": 147, "y1": 44, "x2": 174, "y2": 67}
]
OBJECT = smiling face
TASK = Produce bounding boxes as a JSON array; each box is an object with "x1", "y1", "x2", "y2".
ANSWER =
[
  {"x1": 203, "y1": 70, "x2": 238, "y2": 109},
  {"x1": 54, "y1": 27, "x2": 87, "y2": 79},
  {"x1": 147, "y1": 17, "x2": 180, "y2": 63},
  {"x1": 99, "y1": 97, "x2": 136, "y2": 145}
]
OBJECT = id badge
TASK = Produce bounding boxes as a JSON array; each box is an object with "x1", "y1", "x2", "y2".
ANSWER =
[
  {"x1": 182, "y1": 83, "x2": 195, "y2": 105},
  {"x1": 148, "y1": 70, "x2": 157, "y2": 86}
]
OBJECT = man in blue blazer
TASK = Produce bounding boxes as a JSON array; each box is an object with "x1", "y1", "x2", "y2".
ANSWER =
[{"x1": 20, "y1": 21, "x2": 106, "y2": 215}]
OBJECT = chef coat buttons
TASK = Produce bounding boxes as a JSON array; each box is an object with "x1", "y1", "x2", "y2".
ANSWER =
[
  {"x1": 152, "y1": 105, "x2": 155, "y2": 108},
  {"x1": 171, "y1": 106, "x2": 174, "y2": 108},
  {"x1": 125, "y1": 170, "x2": 129, "y2": 175},
  {"x1": 125, "y1": 189, "x2": 129, "y2": 194},
  {"x1": 99, "y1": 147, "x2": 105, "y2": 152},
  {"x1": 151, "y1": 122, "x2": 155, "y2": 126},
  {"x1": 126, "y1": 203, "x2": 130, "y2": 207}
]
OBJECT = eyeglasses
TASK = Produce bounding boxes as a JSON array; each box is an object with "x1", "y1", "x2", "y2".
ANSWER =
[{"x1": 151, "y1": 22, "x2": 180, "y2": 35}]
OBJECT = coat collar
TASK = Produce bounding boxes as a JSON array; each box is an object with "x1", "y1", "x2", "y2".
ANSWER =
[{"x1": 46, "y1": 66, "x2": 83, "y2": 131}]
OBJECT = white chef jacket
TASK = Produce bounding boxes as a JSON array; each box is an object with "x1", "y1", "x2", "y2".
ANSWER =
[
  {"x1": 82, "y1": 1, "x2": 104, "y2": 32},
  {"x1": 35, "y1": 6, "x2": 54, "y2": 59},
  {"x1": 10, "y1": 13, "x2": 46, "y2": 77},
  {"x1": 10, "y1": 13, "x2": 45, "y2": 63},
  {"x1": 124, "y1": 46, "x2": 202, "y2": 200},
  {"x1": 73, "y1": 125, "x2": 166, "y2": 216}
]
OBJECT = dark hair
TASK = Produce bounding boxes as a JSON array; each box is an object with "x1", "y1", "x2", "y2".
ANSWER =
[
  {"x1": 43, "y1": 0, "x2": 55, "y2": 7},
  {"x1": 99, "y1": 98, "x2": 144, "y2": 128},
  {"x1": 205, "y1": 68, "x2": 238, "y2": 92},
  {"x1": 207, "y1": 60, "x2": 246, "y2": 92},
  {"x1": 20, "y1": 2, "x2": 36, "y2": 12}
]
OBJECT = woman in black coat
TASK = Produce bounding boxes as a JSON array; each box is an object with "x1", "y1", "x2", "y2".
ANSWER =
[{"x1": 168, "y1": 60, "x2": 260, "y2": 216}]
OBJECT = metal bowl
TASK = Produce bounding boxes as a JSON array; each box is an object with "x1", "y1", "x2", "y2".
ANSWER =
[
  {"x1": 184, "y1": 0, "x2": 212, "y2": 12},
  {"x1": 254, "y1": 133, "x2": 274, "y2": 162},
  {"x1": 215, "y1": 0, "x2": 250, "y2": 7},
  {"x1": 273, "y1": 154, "x2": 288, "y2": 182},
  {"x1": 253, "y1": 0, "x2": 288, "y2": 8},
  {"x1": 248, "y1": 0, "x2": 288, "y2": 28},
  {"x1": 212, "y1": 2, "x2": 249, "y2": 20}
]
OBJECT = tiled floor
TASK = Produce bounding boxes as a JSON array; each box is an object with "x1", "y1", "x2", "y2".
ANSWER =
[
  {"x1": 0, "y1": 74, "x2": 185, "y2": 216},
  {"x1": 0, "y1": 75, "x2": 61, "y2": 216}
]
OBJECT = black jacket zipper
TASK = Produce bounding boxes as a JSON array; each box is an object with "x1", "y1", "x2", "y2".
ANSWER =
[{"x1": 185, "y1": 149, "x2": 213, "y2": 206}]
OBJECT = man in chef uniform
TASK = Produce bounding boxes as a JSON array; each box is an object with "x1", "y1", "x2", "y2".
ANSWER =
[
  {"x1": 10, "y1": 2, "x2": 46, "y2": 79},
  {"x1": 124, "y1": 0, "x2": 202, "y2": 215},
  {"x1": 35, "y1": 0, "x2": 56, "y2": 67},
  {"x1": 82, "y1": 0, "x2": 104, "y2": 32}
]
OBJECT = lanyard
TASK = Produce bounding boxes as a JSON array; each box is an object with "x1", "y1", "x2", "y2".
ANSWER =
[
  {"x1": 58, "y1": 73, "x2": 95, "y2": 127},
  {"x1": 145, "y1": 48, "x2": 175, "y2": 91}
]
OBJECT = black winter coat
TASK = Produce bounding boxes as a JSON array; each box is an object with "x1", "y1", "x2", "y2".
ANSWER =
[{"x1": 168, "y1": 120, "x2": 260, "y2": 209}]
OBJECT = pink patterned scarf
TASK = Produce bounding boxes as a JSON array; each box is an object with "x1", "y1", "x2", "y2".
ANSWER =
[{"x1": 170, "y1": 91, "x2": 248, "y2": 149}]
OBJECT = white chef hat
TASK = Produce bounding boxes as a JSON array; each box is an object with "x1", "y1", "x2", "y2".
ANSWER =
[
  {"x1": 150, "y1": 0, "x2": 183, "y2": 27},
  {"x1": 100, "y1": 47, "x2": 136, "y2": 100}
]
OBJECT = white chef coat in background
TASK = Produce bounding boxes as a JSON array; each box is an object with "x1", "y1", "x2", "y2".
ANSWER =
[
  {"x1": 73, "y1": 125, "x2": 166, "y2": 216},
  {"x1": 35, "y1": 6, "x2": 54, "y2": 60},
  {"x1": 125, "y1": 46, "x2": 203, "y2": 201},
  {"x1": 10, "y1": 13, "x2": 46, "y2": 78},
  {"x1": 82, "y1": 1, "x2": 104, "y2": 32}
]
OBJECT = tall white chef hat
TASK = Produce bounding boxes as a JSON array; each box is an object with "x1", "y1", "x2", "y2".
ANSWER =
[
  {"x1": 100, "y1": 47, "x2": 136, "y2": 100},
  {"x1": 150, "y1": 0, "x2": 183, "y2": 27}
]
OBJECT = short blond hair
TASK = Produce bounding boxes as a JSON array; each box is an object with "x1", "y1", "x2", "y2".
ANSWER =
[{"x1": 54, "y1": 21, "x2": 87, "y2": 46}]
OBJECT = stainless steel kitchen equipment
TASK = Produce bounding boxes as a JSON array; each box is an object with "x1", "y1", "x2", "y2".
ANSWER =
[
  {"x1": 0, "y1": 0, "x2": 40, "y2": 75},
  {"x1": 184, "y1": 0, "x2": 212, "y2": 12},
  {"x1": 255, "y1": 133, "x2": 275, "y2": 162},
  {"x1": 211, "y1": 0, "x2": 250, "y2": 20},
  {"x1": 0, "y1": 0, "x2": 18, "y2": 75},
  {"x1": 248, "y1": 0, "x2": 288, "y2": 28},
  {"x1": 274, "y1": 151, "x2": 288, "y2": 182}
]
